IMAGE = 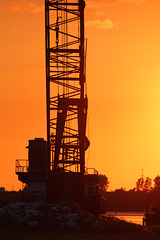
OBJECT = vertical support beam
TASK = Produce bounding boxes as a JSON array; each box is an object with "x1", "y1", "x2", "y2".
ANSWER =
[
  {"x1": 79, "y1": 0, "x2": 85, "y2": 174},
  {"x1": 45, "y1": 0, "x2": 50, "y2": 171},
  {"x1": 80, "y1": 0, "x2": 85, "y2": 95}
]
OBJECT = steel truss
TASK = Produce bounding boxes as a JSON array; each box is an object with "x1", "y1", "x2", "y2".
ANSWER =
[{"x1": 45, "y1": 0, "x2": 89, "y2": 174}]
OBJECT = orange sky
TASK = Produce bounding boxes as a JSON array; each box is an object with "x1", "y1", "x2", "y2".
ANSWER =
[{"x1": 1, "y1": 0, "x2": 160, "y2": 191}]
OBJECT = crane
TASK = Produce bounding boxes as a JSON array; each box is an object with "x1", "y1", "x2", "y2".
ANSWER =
[
  {"x1": 15, "y1": 0, "x2": 106, "y2": 214},
  {"x1": 45, "y1": 0, "x2": 89, "y2": 174}
]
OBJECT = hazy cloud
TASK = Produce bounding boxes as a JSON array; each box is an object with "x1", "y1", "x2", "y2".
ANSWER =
[
  {"x1": 94, "y1": 12, "x2": 105, "y2": 16},
  {"x1": 7, "y1": 0, "x2": 147, "y2": 14},
  {"x1": 88, "y1": 0, "x2": 148, "y2": 2},
  {"x1": 117, "y1": 0, "x2": 148, "y2": 3},
  {"x1": 8, "y1": 1, "x2": 44, "y2": 14},
  {"x1": 8, "y1": 1, "x2": 21, "y2": 12},
  {"x1": 86, "y1": 19, "x2": 121, "y2": 29},
  {"x1": 22, "y1": 2, "x2": 44, "y2": 14},
  {"x1": 87, "y1": 0, "x2": 148, "y2": 5},
  {"x1": 87, "y1": 1, "x2": 105, "y2": 9}
]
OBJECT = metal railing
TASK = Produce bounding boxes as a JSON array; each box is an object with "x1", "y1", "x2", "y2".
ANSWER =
[
  {"x1": 15, "y1": 159, "x2": 29, "y2": 173},
  {"x1": 85, "y1": 168, "x2": 98, "y2": 176}
]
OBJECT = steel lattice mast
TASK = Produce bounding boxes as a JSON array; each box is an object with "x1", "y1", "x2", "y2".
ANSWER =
[{"x1": 45, "y1": 0, "x2": 89, "y2": 174}]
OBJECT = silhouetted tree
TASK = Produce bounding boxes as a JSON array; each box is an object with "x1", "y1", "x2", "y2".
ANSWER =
[
  {"x1": 136, "y1": 177, "x2": 144, "y2": 191},
  {"x1": 144, "y1": 177, "x2": 152, "y2": 192},
  {"x1": 154, "y1": 175, "x2": 160, "y2": 190},
  {"x1": 98, "y1": 174, "x2": 109, "y2": 191},
  {"x1": 136, "y1": 176, "x2": 152, "y2": 192}
]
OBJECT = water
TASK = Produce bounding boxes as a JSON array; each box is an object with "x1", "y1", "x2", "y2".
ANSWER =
[{"x1": 105, "y1": 211, "x2": 145, "y2": 225}]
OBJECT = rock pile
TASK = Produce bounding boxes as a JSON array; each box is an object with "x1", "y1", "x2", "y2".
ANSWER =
[
  {"x1": 0, "y1": 201, "x2": 99, "y2": 230},
  {"x1": 0, "y1": 201, "x2": 143, "y2": 233}
]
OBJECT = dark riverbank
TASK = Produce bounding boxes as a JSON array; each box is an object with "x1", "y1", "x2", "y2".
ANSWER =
[
  {"x1": 0, "y1": 201, "x2": 159, "y2": 240},
  {"x1": 0, "y1": 191, "x2": 160, "y2": 239},
  {"x1": 101, "y1": 189, "x2": 160, "y2": 212},
  {"x1": 0, "y1": 230, "x2": 158, "y2": 240}
]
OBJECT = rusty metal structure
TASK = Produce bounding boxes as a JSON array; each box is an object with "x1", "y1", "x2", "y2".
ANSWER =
[{"x1": 45, "y1": 0, "x2": 89, "y2": 174}]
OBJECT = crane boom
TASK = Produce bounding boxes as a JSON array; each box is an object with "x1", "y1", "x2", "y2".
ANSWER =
[{"x1": 45, "y1": 0, "x2": 89, "y2": 174}]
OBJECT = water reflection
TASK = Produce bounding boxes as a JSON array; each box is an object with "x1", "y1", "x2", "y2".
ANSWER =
[{"x1": 105, "y1": 211, "x2": 145, "y2": 225}]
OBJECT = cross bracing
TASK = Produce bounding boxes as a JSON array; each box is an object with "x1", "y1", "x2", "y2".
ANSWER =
[{"x1": 45, "y1": 0, "x2": 89, "y2": 173}]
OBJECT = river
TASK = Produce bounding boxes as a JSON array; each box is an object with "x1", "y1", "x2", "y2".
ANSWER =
[{"x1": 105, "y1": 211, "x2": 145, "y2": 225}]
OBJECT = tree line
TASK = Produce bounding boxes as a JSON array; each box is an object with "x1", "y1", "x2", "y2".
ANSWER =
[
  {"x1": 135, "y1": 175, "x2": 160, "y2": 192},
  {"x1": 98, "y1": 174, "x2": 160, "y2": 192},
  {"x1": 98, "y1": 174, "x2": 160, "y2": 211}
]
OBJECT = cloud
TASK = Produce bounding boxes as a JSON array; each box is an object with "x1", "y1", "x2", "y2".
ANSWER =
[
  {"x1": 87, "y1": 1, "x2": 105, "y2": 9},
  {"x1": 88, "y1": 0, "x2": 147, "y2": 2},
  {"x1": 117, "y1": 0, "x2": 148, "y2": 3},
  {"x1": 8, "y1": 1, "x2": 22, "y2": 12},
  {"x1": 8, "y1": 1, "x2": 44, "y2": 14},
  {"x1": 86, "y1": 19, "x2": 121, "y2": 30},
  {"x1": 87, "y1": 0, "x2": 148, "y2": 6},
  {"x1": 21, "y1": 2, "x2": 44, "y2": 14},
  {"x1": 94, "y1": 12, "x2": 105, "y2": 16}
]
